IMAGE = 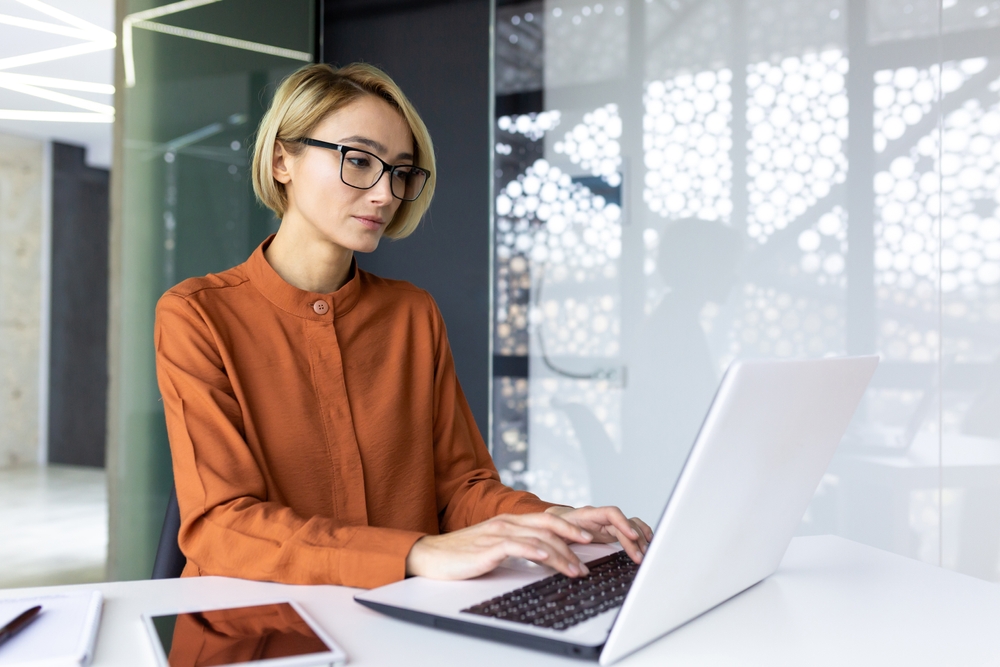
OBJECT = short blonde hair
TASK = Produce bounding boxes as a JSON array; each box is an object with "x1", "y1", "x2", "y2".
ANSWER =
[{"x1": 252, "y1": 63, "x2": 436, "y2": 239}]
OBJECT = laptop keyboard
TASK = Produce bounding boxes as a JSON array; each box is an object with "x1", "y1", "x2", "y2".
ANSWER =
[{"x1": 461, "y1": 550, "x2": 638, "y2": 631}]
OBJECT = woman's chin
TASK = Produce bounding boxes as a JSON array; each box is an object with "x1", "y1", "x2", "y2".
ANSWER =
[
  {"x1": 349, "y1": 228, "x2": 383, "y2": 253},
  {"x1": 312, "y1": 224, "x2": 383, "y2": 254},
  {"x1": 354, "y1": 239, "x2": 381, "y2": 254}
]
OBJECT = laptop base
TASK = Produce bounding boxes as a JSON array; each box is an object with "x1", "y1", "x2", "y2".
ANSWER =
[{"x1": 355, "y1": 597, "x2": 603, "y2": 661}]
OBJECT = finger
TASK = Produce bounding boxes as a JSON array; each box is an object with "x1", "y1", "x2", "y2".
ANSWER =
[
  {"x1": 507, "y1": 512, "x2": 594, "y2": 545},
  {"x1": 499, "y1": 538, "x2": 588, "y2": 578},
  {"x1": 594, "y1": 506, "x2": 640, "y2": 541},
  {"x1": 633, "y1": 518, "x2": 654, "y2": 543},
  {"x1": 586, "y1": 508, "x2": 645, "y2": 563},
  {"x1": 630, "y1": 520, "x2": 649, "y2": 554},
  {"x1": 611, "y1": 525, "x2": 644, "y2": 564},
  {"x1": 510, "y1": 525, "x2": 588, "y2": 574},
  {"x1": 486, "y1": 519, "x2": 588, "y2": 573}
]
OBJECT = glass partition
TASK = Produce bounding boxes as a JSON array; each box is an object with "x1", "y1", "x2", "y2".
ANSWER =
[
  {"x1": 492, "y1": 0, "x2": 1000, "y2": 582},
  {"x1": 109, "y1": 0, "x2": 315, "y2": 580}
]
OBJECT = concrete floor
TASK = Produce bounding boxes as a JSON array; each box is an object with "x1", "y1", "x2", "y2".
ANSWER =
[{"x1": 0, "y1": 465, "x2": 107, "y2": 589}]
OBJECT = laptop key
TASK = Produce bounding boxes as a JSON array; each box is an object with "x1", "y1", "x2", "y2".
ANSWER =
[{"x1": 462, "y1": 551, "x2": 638, "y2": 631}]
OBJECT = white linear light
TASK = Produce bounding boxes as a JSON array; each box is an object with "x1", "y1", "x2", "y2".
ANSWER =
[
  {"x1": 0, "y1": 13, "x2": 104, "y2": 40},
  {"x1": 123, "y1": 0, "x2": 312, "y2": 88},
  {"x1": 135, "y1": 21, "x2": 312, "y2": 61},
  {"x1": 13, "y1": 0, "x2": 115, "y2": 42},
  {"x1": 0, "y1": 1, "x2": 116, "y2": 123},
  {"x1": 0, "y1": 110, "x2": 111, "y2": 122},
  {"x1": 0, "y1": 80, "x2": 114, "y2": 114},
  {"x1": 128, "y1": 0, "x2": 223, "y2": 21},
  {"x1": 0, "y1": 72, "x2": 114, "y2": 95},
  {"x1": 166, "y1": 122, "x2": 224, "y2": 151},
  {"x1": 0, "y1": 41, "x2": 114, "y2": 71}
]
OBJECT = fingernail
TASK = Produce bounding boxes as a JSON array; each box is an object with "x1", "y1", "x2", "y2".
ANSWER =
[
  {"x1": 537, "y1": 550, "x2": 549, "y2": 559},
  {"x1": 581, "y1": 530, "x2": 593, "y2": 540},
  {"x1": 568, "y1": 564, "x2": 580, "y2": 576},
  {"x1": 580, "y1": 563, "x2": 590, "y2": 576}
]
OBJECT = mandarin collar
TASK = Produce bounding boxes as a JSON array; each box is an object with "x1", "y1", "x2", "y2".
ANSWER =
[{"x1": 246, "y1": 234, "x2": 362, "y2": 320}]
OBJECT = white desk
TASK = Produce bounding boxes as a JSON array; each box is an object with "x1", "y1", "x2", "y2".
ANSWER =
[
  {"x1": 3, "y1": 536, "x2": 999, "y2": 666},
  {"x1": 834, "y1": 433, "x2": 1000, "y2": 580}
]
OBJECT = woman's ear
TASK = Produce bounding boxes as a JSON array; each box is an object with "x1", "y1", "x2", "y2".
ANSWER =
[{"x1": 272, "y1": 140, "x2": 292, "y2": 184}]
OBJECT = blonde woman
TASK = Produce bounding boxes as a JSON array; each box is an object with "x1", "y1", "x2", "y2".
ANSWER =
[{"x1": 154, "y1": 63, "x2": 651, "y2": 589}]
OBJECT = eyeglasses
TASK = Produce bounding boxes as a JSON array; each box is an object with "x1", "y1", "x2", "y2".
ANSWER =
[{"x1": 295, "y1": 137, "x2": 430, "y2": 202}]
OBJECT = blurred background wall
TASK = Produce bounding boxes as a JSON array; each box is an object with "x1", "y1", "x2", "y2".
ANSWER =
[
  {"x1": 0, "y1": 134, "x2": 45, "y2": 468},
  {"x1": 324, "y1": 0, "x2": 493, "y2": 440}
]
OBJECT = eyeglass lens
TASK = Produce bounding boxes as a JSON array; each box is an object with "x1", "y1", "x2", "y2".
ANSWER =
[{"x1": 341, "y1": 149, "x2": 427, "y2": 201}]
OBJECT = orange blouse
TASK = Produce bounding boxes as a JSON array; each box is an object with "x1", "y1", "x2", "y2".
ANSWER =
[{"x1": 154, "y1": 235, "x2": 552, "y2": 589}]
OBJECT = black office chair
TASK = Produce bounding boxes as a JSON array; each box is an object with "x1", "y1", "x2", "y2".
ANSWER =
[{"x1": 151, "y1": 486, "x2": 186, "y2": 579}]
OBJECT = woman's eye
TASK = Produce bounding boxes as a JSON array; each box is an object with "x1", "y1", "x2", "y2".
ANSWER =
[{"x1": 348, "y1": 156, "x2": 371, "y2": 168}]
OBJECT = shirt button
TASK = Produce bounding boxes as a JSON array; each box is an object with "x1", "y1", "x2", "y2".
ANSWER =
[{"x1": 313, "y1": 300, "x2": 329, "y2": 315}]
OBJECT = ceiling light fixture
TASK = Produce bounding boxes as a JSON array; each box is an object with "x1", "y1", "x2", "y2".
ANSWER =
[
  {"x1": 0, "y1": 110, "x2": 111, "y2": 122},
  {"x1": 0, "y1": 0, "x2": 116, "y2": 123},
  {"x1": 0, "y1": 72, "x2": 115, "y2": 95},
  {"x1": 0, "y1": 13, "x2": 105, "y2": 40},
  {"x1": 0, "y1": 79, "x2": 114, "y2": 114},
  {"x1": 0, "y1": 41, "x2": 114, "y2": 71},
  {"x1": 13, "y1": 0, "x2": 115, "y2": 41}
]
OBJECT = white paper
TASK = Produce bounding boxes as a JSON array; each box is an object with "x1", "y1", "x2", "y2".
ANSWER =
[{"x1": 0, "y1": 591, "x2": 102, "y2": 667}]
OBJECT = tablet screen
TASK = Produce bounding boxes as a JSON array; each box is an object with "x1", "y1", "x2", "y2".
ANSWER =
[{"x1": 150, "y1": 603, "x2": 332, "y2": 667}]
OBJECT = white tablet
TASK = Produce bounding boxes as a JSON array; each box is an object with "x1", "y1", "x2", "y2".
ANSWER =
[{"x1": 141, "y1": 601, "x2": 347, "y2": 667}]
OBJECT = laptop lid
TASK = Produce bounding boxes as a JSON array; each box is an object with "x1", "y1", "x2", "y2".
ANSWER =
[{"x1": 599, "y1": 355, "x2": 878, "y2": 664}]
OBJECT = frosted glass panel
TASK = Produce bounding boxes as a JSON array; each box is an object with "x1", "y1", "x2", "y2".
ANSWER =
[
  {"x1": 939, "y1": 4, "x2": 1000, "y2": 582},
  {"x1": 492, "y1": 0, "x2": 1000, "y2": 581}
]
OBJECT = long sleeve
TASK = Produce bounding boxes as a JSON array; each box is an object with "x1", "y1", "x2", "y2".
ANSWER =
[
  {"x1": 424, "y1": 295, "x2": 554, "y2": 531},
  {"x1": 155, "y1": 293, "x2": 424, "y2": 589}
]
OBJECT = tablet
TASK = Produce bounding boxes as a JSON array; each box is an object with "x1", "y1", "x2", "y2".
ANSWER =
[{"x1": 141, "y1": 601, "x2": 347, "y2": 667}]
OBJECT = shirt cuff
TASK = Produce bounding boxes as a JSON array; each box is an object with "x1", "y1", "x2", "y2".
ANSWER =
[{"x1": 338, "y1": 527, "x2": 426, "y2": 589}]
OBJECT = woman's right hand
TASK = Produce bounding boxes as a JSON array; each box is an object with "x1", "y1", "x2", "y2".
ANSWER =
[{"x1": 405, "y1": 512, "x2": 596, "y2": 580}]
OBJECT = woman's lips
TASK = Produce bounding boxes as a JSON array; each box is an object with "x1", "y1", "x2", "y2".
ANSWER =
[{"x1": 354, "y1": 215, "x2": 384, "y2": 231}]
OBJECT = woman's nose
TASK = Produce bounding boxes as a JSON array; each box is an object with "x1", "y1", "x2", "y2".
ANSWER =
[{"x1": 369, "y1": 170, "x2": 394, "y2": 203}]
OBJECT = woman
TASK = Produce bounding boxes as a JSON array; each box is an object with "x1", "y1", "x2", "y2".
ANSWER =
[{"x1": 155, "y1": 63, "x2": 651, "y2": 589}]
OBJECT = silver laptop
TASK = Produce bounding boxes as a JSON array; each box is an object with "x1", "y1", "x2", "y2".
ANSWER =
[{"x1": 355, "y1": 356, "x2": 879, "y2": 664}]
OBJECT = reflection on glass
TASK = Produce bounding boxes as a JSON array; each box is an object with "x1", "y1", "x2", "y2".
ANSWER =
[
  {"x1": 153, "y1": 603, "x2": 328, "y2": 667},
  {"x1": 110, "y1": 0, "x2": 315, "y2": 580},
  {"x1": 492, "y1": 0, "x2": 1000, "y2": 582}
]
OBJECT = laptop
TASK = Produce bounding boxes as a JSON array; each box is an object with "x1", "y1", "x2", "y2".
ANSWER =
[{"x1": 355, "y1": 356, "x2": 879, "y2": 664}]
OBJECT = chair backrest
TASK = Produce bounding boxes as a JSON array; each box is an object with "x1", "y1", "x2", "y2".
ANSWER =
[{"x1": 151, "y1": 486, "x2": 186, "y2": 579}]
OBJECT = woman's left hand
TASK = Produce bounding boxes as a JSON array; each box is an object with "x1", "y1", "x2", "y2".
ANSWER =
[{"x1": 545, "y1": 505, "x2": 653, "y2": 565}]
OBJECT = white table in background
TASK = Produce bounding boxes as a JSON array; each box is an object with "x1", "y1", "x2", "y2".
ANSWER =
[{"x1": 2, "y1": 535, "x2": 999, "y2": 666}]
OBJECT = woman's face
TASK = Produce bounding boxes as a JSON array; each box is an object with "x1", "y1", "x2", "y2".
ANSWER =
[{"x1": 274, "y1": 95, "x2": 414, "y2": 253}]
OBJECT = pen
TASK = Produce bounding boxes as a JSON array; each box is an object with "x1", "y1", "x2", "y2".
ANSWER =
[{"x1": 0, "y1": 605, "x2": 42, "y2": 649}]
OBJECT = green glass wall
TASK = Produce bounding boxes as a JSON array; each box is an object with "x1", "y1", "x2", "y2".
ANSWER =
[{"x1": 109, "y1": 0, "x2": 315, "y2": 581}]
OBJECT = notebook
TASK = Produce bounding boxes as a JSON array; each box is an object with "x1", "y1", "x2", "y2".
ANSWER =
[{"x1": 0, "y1": 591, "x2": 103, "y2": 666}]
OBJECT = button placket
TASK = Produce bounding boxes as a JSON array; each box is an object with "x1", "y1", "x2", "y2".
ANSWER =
[{"x1": 305, "y1": 306, "x2": 368, "y2": 524}]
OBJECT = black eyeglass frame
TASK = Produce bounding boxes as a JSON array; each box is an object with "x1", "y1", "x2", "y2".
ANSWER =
[{"x1": 294, "y1": 137, "x2": 431, "y2": 201}]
